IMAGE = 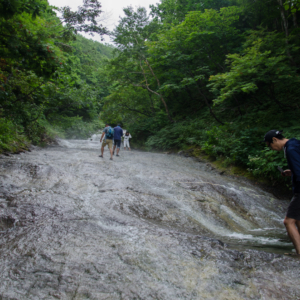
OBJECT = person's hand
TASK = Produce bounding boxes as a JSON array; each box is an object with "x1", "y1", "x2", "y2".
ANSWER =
[
  {"x1": 100, "y1": 139, "x2": 102, "y2": 143},
  {"x1": 282, "y1": 169, "x2": 292, "y2": 177}
]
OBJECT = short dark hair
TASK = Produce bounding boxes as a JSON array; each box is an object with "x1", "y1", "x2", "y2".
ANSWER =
[
  {"x1": 274, "y1": 134, "x2": 284, "y2": 140},
  {"x1": 263, "y1": 130, "x2": 284, "y2": 143}
]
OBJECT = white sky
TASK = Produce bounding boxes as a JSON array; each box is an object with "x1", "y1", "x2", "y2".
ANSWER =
[{"x1": 48, "y1": 0, "x2": 160, "y2": 43}]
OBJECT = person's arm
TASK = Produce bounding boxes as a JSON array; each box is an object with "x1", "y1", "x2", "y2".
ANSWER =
[
  {"x1": 100, "y1": 132, "x2": 105, "y2": 142},
  {"x1": 129, "y1": 134, "x2": 132, "y2": 138},
  {"x1": 286, "y1": 146, "x2": 300, "y2": 192},
  {"x1": 283, "y1": 170, "x2": 292, "y2": 176}
]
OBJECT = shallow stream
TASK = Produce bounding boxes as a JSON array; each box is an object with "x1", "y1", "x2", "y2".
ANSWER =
[{"x1": 0, "y1": 139, "x2": 299, "y2": 299}]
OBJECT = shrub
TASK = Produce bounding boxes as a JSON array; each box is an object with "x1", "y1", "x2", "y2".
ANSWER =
[
  {"x1": 0, "y1": 118, "x2": 29, "y2": 152},
  {"x1": 247, "y1": 148, "x2": 289, "y2": 183},
  {"x1": 201, "y1": 124, "x2": 264, "y2": 165}
]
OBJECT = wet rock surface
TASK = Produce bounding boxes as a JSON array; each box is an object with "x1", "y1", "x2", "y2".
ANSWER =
[{"x1": 0, "y1": 141, "x2": 299, "y2": 299}]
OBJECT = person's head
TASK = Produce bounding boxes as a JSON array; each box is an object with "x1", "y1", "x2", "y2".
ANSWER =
[
  {"x1": 105, "y1": 124, "x2": 110, "y2": 127},
  {"x1": 125, "y1": 132, "x2": 129, "y2": 136},
  {"x1": 117, "y1": 124, "x2": 121, "y2": 127},
  {"x1": 262, "y1": 130, "x2": 288, "y2": 151}
]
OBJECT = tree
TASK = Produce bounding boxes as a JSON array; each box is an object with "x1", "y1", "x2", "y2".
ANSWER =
[
  {"x1": 209, "y1": 29, "x2": 300, "y2": 112},
  {"x1": 150, "y1": 0, "x2": 232, "y2": 25},
  {"x1": 58, "y1": 0, "x2": 108, "y2": 40},
  {"x1": 110, "y1": 6, "x2": 174, "y2": 122},
  {"x1": 0, "y1": 0, "x2": 109, "y2": 142},
  {"x1": 146, "y1": 6, "x2": 243, "y2": 124}
]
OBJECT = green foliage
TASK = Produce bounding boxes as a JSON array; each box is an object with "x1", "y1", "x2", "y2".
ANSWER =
[
  {"x1": 145, "y1": 122, "x2": 193, "y2": 150},
  {"x1": 283, "y1": 0, "x2": 300, "y2": 13},
  {"x1": 233, "y1": 0, "x2": 279, "y2": 30},
  {"x1": 248, "y1": 148, "x2": 289, "y2": 183},
  {"x1": 0, "y1": 0, "x2": 113, "y2": 149},
  {"x1": 150, "y1": 0, "x2": 232, "y2": 25},
  {"x1": 201, "y1": 124, "x2": 264, "y2": 165},
  {"x1": 143, "y1": 116, "x2": 209, "y2": 150},
  {"x1": 248, "y1": 130, "x2": 300, "y2": 184},
  {"x1": 147, "y1": 6, "x2": 243, "y2": 93},
  {"x1": 63, "y1": 118, "x2": 104, "y2": 139},
  {"x1": 209, "y1": 29, "x2": 300, "y2": 108},
  {"x1": 59, "y1": 0, "x2": 108, "y2": 37},
  {"x1": 0, "y1": 118, "x2": 29, "y2": 152}
]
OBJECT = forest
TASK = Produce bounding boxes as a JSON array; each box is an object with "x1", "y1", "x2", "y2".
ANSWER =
[
  {"x1": 1, "y1": 0, "x2": 300, "y2": 186},
  {"x1": 0, "y1": 0, "x2": 113, "y2": 147}
]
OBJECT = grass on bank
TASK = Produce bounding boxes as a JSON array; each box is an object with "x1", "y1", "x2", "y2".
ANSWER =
[{"x1": 0, "y1": 118, "x2": 30, "y2": 153}]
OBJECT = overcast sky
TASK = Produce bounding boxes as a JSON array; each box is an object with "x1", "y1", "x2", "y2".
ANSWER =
[{"x1": 48, "y1": 0, "x2": 160, "y2": 43}]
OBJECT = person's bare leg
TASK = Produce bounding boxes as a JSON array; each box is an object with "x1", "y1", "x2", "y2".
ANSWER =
[
  {"x1": 113, "y1": 145, "x2": 116, "y2": 155},
  {"x1": 109, "y1": 147, "x2": 113, "y2": 159},
  {"x1": 116, "y1": 147, "x2": 120, "y2": 155},
  {"x1": 284, "y1": 217, "x2": 300, "y2": 254},
  {"x1": 129, "y1": 147, "x2": 131, "y2": 151},
  {"x1": 100, "y1": 146, "x2": 104, "y2": 157},
  {"x1": 296, "y1": 220, "x2": 300, "y2": 235}
]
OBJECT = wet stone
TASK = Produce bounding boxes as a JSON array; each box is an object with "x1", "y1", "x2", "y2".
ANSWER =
[
  {"x1": 0, "y1": 215, "x2": 15, "y2": 230},
  {"x1": 0, "y1": 142, "x2": 299, "y2": 299}
]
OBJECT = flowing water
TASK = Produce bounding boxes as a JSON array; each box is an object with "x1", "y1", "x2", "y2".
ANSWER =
[{"x1": 0, "y1": 139, "x2": 300, "y2": 299}]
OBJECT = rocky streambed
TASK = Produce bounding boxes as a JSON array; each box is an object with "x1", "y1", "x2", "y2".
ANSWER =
[{"x1": 0, "y1": 140, "x2": 299, "y2": 299}]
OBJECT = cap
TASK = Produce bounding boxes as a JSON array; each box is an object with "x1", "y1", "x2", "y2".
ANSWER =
[{"x1": 262, "y1": 130, "x2": 283, "y2": 143}]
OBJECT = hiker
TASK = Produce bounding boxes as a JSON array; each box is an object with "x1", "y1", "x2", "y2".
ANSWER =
[
  {"x1": 263, "y1": 129, "x2": 300, "y2": 255},
  {"x1": 123, "y1": 132, "x2": 131, "y2": 150},
  {"x1": 113, "y1": 124, "x2": 123, "y2": 157},
  {"x1": 99, "y1": 124, "x2": 114, "y2": 160}
]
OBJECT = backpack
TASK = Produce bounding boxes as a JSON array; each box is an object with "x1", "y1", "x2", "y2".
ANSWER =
[{"x1": 106, "y1": 127, "x2": 114, "y2": 139}]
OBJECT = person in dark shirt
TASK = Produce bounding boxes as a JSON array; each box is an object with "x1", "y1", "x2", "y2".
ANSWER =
[
  {"x1": 263, "y1": 129, "x2": 300, "y2": 255},
  {"x1": 113, "y1": 124, "x2": 123, "y2": 157}
]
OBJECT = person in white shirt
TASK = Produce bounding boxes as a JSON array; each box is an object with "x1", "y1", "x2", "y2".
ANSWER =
[{"x1": 123, "y1": 132, "x2": 131, "y2": 150}]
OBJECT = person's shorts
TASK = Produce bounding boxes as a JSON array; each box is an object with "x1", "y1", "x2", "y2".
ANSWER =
[
  {"x1": 114, "y1": 139, "x2": 121, "y2": 148},
  {"x1": 102, "y1": 139, "x2": 113, "y2": 149},
  {"x1": 286, "y1": 193, "x2": 300, "y2": 220},
  {"x1": 124, "y1": 140, "x2": 130, "y2": 148}
]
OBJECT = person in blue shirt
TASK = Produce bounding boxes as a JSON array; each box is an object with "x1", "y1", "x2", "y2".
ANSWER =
[
  {"x1": 263, "y1": 129, "x2": 300, "y2": 255},
  {"x1": 113, "y1": 124, "x2": 123, "y2": 157}
]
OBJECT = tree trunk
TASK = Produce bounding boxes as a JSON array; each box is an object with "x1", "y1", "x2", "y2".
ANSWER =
[
  {"x1": 147, "y1": 92, "x2": 156, "y2": 115},
  {"x1": 278, "y1": 0, "x2": 289, "y2": 37},
  {"x1": 139, "y1": 60, "x2": 174, "y2": 122},
  {"x1": 193, "y1": 78, "x2": 224, "y2": 125},
  {"x1": 277, "y1": 0, "x2": 295, "y2": 64}
]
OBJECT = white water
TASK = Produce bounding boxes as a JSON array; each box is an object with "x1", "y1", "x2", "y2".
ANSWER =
[
  {"x1": 0, "y1": 138, "x2": 299, "y2": 300},
  {"x1": 55, "y1": 138, "x2": 290, "y2": 250}
]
